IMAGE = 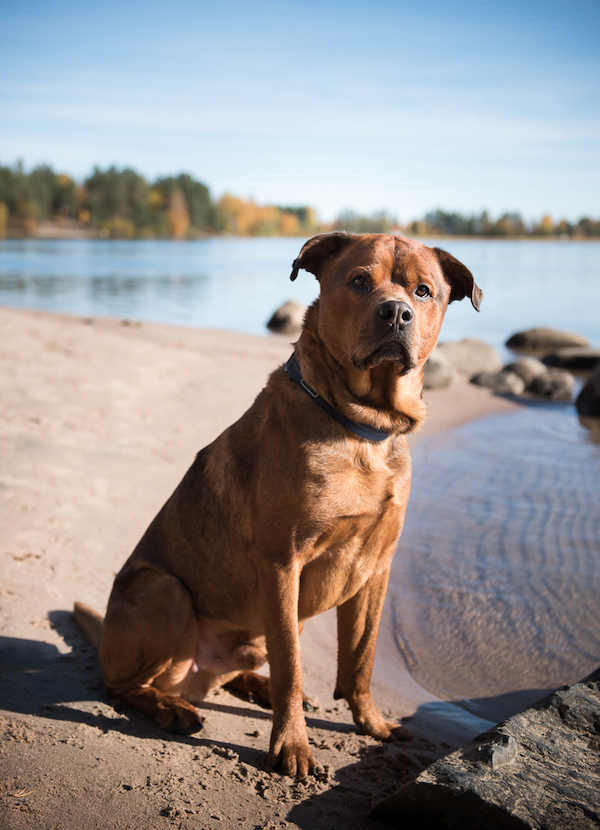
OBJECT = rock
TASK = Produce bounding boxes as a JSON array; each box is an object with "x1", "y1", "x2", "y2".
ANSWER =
[
  {"x1": 436, "y1": 339, "x2": 503, "y2": 376},
  {"x1": 423, "y1": 349, "x2": 457, "y2": 389},
  {"x1": 471, "y1": 369, "x2": 526, "y2": 396},
  {"x1": 505, "y1": 356, "x2": 547, "y2": 389},
  {"x1": 371, "y1": 667, "x2": 600, "y2": 830},
  {"x1": 529, "y1": 368, "x2": 575, "y2": 401},
  {"x1": 506, "y1": 327, "x2": 590, "y2": 352},
  {"x1": 266, "y1": 299, "x2": 306, "y2": 335},
  {"x1": 576, "y1": 362, "x2": 600, "y2": 417},
  {"x1": 542, "y1": 348, "x2": 600, "y2": 371}
]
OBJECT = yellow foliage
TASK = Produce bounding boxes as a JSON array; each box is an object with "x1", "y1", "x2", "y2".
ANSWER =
[
  {"x1": 167, "y1": 189, "x2": 190, "y2": 239},
  {"x1": 304, "y1": 206, "x2": 318, "y2": 232},
  {"x1": 78, "y1": 209, "x2": 91, "y2": 225},
  {"x1": 279, "y1": 212, "x2": 300, "y2": 236},
  {"x1": 540, "y1": 214, "x2": 554, "y2": 235},
  {"x1": 57, "y1": 173, "x2": 72, "y2": 188},
  {"x1": 104, "y1": 216, "x2": 137, "y2": 239},
  {"x1": 0, "y1": 202, "x2": 7, "y2": 235},
  {"x1": 148, "y1": 189, "x2": 164, "y2": 212},
  {"x1": 216, "y1": 194, "x2": 315, "y2": 236}
]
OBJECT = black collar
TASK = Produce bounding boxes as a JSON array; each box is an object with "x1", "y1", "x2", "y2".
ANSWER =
[{"x1": 284, "y1": 353, "x2": 391, "y2": 443}]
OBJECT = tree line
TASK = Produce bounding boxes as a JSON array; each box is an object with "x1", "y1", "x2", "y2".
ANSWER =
[
  {"x1": 0, "y1": 161, "x2": 598, "y2": 240},
  {"x1": 0, "y1": 162, "x2": 318, "y2": 239}
]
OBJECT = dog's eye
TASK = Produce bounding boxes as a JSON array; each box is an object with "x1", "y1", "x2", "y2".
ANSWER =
[
  {"x1": 351, "y1": 275, "x2": 369, "y2": 290},
  {"x1": 415, "y1": 284, "x2": 432, "y2": 298}
]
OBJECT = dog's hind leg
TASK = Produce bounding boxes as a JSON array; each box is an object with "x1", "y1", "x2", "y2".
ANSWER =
[{"x1": 99, "y1": 563, "x2": 202, "y2": 733}]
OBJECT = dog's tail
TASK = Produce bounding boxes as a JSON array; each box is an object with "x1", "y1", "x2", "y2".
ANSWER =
[{"x1": 73, "y1": 601, "x2": 104, "y2": 648}]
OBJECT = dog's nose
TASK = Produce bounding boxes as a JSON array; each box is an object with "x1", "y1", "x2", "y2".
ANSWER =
[{"x1": 378, "y1": 301, "x2": 413, "y2": 328}]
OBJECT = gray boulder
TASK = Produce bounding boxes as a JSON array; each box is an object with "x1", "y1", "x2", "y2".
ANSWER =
[
  {"x1": 576, "y1": 362, "x2": 600, "y2": 417},
  {"x1": 542, "y1": 347, "x2": 600, "y2": 371},
  {"x1": 529, "y1": 368, "x2": 575, "y2": 401},
  {"x1": 423, "y1": 349, "x2": 457, "y2": 389},
  {"x1": 371, "y1": 667, "x2": 600, "y2": 830},
  {"x1": 437, "y1": 339, "x2": 503, "y2": 375},
  {"x1": 505, "y1": 356, "x2": 547, "y2": 389},
  {"x1": 471, "y1": 369, "x2": 526, "y2": 396},
  {"x1": 266, "y1": 299, "x2": 306, "y2": 335},
  {"x1": 506, "y1": 327, "x2": 590, "y2": 352}
]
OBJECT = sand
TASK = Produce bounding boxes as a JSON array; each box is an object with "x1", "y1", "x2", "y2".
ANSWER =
[{"x1": 0, "y1": 306, "x2": 520, "y2": 830}]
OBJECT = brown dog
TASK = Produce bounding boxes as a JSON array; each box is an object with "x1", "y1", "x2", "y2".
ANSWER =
[{"x1": 74, "y1": 232, "x2": 481, "y2": 777}]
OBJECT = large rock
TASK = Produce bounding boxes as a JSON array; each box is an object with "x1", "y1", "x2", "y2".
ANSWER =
[
  {"x1": 437, "y1": 339, "x2": 503, "y2": 376},
  {"x1": 266, "y1": 299, "x2": 306, "y2": 335},
  {"x1": 576, "y1": 362, "x2": 600, "y2": 417},
  {"x1": 371, "y1": 668, "x2": 600, "y2": 830},
  {"x1": 470, "y1": 369, "x2": 526, "y2": 396},
  {"x1": 529, "y1": 368, "x2": 575, "y2": 401},
  {"x1": 423, "y1": 349, "x2": 457, "y2": 389},
  {"x1": 506, "y1": 327, "x2": 590, "y2": 352},
  {"x1": 542, "y1": 348, "x2": 600, "y2": 371}
]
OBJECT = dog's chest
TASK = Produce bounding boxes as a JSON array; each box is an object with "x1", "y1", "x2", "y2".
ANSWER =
[
  {"x1": 296, "y1": 444, "x2": 407, "y2": 616},
  {"x1": 306, "y1": 442, "x2": 402, "y2": 518}
]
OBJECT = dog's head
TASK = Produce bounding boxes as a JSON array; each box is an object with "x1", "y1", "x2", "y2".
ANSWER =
[{"x1": 291, "y1": 232, "x2": 481, "y2": 376}]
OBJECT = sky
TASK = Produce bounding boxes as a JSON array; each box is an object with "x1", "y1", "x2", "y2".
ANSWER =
[{"x1": 1, "y1": 0, "x2": 599, "y2": 223}]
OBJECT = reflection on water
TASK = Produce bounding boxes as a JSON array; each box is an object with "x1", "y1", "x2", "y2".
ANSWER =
[
  {"x1": 1, "y1": 238, "x2": 599, "y2": 348},
  {"x1": 0, "y1": 238, "x2": 319, "y2": 336},
  {"x1": 391, "y1": 404, "x2": 600, "y2": 723}
]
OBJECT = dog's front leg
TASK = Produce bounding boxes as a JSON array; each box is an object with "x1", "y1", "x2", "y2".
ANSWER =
[
  {"x1": 334, "y1": 569, "x2": 412, "y2": 742},
  {"x1": 260, "y1": 557, "x2": 315, "y2": 777}
]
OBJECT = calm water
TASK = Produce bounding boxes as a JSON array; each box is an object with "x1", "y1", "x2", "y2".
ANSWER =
[
  {"x1": 0, "y1": 237, "x2": 599, "y2": 351},
  {"x1": 2, "y1": 236, "x2": 599, "y2": 721},
  {"x1": 392, "y1": 405, "x2": 600, "y2": 723}
]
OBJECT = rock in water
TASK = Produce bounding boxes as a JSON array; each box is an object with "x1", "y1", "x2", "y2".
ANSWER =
[
  {"x1": 266, "y1": 299, "x2": 306, "y2": 335},
  {"x1": 506, "y1": 327, "x2": 590, "y2": 352},
  {"x1": 423, "y1": 349, "x2": 457, "y2": 389},
  {"x1": 576, "y1": 363, "x2": 600, "y2": 417},
  {"x1": 529, "y1": 368, "x2": 575, "y2": 401},
  {"x1": 505, "y1": 356, "x2": 547, "y2": 389},
  {"x1": 470, "y1": 369, "x2": 526, "y2": 396},
  {"x1": 543, "y1": 348, "x2": 600, "y2": 371},
  {"x1": 371, "y1": 667, "x2": 600, "y2": 830},
  {"x1": 436, "y1": 339, "x2": 503, "y2": 375}
]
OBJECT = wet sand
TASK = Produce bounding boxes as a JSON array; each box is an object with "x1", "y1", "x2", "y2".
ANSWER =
[{"x1": 1, "y1": 306, "x2": 530, "y2": 830}]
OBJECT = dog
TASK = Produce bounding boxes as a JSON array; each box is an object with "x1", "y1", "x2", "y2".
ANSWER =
[{"x1": 74, "y1": 231, "x2": 481, "y2": 777}]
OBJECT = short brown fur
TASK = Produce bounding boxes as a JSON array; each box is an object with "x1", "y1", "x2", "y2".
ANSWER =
[{"x1": 75, "y1": 233, "x2": 481, "y2": 777}]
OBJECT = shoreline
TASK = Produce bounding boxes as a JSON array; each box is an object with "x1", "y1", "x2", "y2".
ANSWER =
[
  {"x1": 3, "y1": 226, "x2": 600, "y2": 243},
  {"x1": 0, "y1": 306, "x2": 522, "y2": 829}
]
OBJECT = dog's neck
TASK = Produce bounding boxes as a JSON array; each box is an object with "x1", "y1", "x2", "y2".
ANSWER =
[{"x1": 295, "y1": 303, "x2": 427, "y2": 436}]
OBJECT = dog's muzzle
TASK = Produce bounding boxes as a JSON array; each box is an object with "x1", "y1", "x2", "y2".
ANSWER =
[{"x1": 353, "y1": 300, "x2": 417, "y2": 372}]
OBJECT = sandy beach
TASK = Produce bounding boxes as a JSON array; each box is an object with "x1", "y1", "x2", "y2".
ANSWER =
[{"x1": 0, "y1": 306, "x2": 523, "y2": 830}]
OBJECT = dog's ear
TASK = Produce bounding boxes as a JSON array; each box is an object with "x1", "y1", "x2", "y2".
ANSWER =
[
  {"x1": 433, "y1": 247, "x2": 483, "y2": 311},
  {"x1": 290, "y1": 232, "x2": 354, "y2": 281}
]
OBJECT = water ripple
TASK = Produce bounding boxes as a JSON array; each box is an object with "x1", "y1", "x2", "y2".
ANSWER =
[{"x1": 390, "y1": 406, "x2": 600, "y2": 721}]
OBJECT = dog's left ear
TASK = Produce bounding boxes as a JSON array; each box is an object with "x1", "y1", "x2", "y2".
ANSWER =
[
  {"x1": 290, "y1": 232, "x2": 354, "y2": 281},
  {"x1": 433, "y1": 247, "x2": 483, "y2": 311}
]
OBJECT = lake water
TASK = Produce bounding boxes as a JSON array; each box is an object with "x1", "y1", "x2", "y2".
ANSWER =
[
  {"x1": 1, "y1": 236, "x2": 599, "y2": 723},
  {"x1": 393, "y1": 404, "x2": 600, "y2": 723},
  {"x1": 0, "y1": 237, "x2": 599, "y2": 353}
]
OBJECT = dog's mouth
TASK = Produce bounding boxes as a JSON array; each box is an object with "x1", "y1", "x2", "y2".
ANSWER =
[{"x1": 352, "y1": 339, "x2": 416, "y2": 373}]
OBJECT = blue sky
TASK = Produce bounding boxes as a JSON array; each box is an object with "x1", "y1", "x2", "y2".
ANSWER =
[{"x1": 1, "y1": 0, "x2": 599, "y2": 222}]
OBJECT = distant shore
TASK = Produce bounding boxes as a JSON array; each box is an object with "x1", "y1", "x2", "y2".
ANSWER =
[{"x1": 2, "y1": 218, "x2": 598, "y2": 242}]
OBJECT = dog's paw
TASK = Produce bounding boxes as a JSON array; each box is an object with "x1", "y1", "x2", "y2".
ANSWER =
[
  {"x1": 386, "y1": 722, "x2": 413, "y2": 742},
  {"x1": 156, "y1": 695, "x2": 203, "y2": 734},
  {"x1": 357, "y1": 716, "x2": 412, "y2": 743},
  {"x1": 268, "y1": 730, "x2": 316, "y2": 778}
]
